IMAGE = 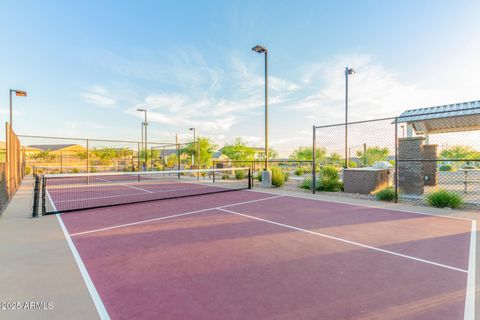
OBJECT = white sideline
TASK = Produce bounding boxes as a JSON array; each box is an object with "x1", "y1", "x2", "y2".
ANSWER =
[
  {"x1": 53, "y1": 200, "x2": 110, "y2": 319},
  {"x1": 464, "y1": 220, "x2": 476, "y2": 320},
  {"x1": 218, "y1": 207, "x2": 468, "y2": 274},
  {"x1": 69, "y1": 195, "x2": 283, "y2": 237}
]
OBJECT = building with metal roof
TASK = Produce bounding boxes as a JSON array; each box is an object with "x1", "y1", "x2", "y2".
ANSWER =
[{"x1": 397, "y1": 100, "x2": 480, "y2": 135}]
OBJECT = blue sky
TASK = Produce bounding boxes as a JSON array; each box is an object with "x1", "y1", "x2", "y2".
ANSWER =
[{"x1": 1, "y1": 0, "x2": 479, "y2": 155}]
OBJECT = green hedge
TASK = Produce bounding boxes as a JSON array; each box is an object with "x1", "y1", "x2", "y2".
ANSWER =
[{"x1": 427, "y1": 190, "x2": 463, "y2": 209}]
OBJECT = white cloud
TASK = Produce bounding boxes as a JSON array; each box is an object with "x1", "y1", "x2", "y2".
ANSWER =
[
  {"x1": 292, "y1": 54, "x2": 444, "y2": 123},
  {"x1": 82, "y1": 86, "x2": 116, "y2": 108}
]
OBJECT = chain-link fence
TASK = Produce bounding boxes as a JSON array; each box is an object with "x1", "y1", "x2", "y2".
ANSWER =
[
  {"x1": 310, "y1": 107, "x2": 480, "y2": 210},
  {"x1": 18, "y1": 135, "x2": 174, "y2": 175}
]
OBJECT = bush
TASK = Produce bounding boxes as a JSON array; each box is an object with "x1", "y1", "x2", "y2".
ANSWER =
[
  {"x1": 221, "y1": 172, "x2": 230, "y2": 180},
  {"x1": 348, "y1": 161, "x2": 358, "y2": 168},
  {"x1": 462, "y1": 165, "x2": 475, "y2": 170},
  {"x1": 256, "y1": 171, "x2": 262, "y2": 182},
  {"x1": 235, "y1": 170, "x2": 245, "y2": 180},
  {"x1": 271, "y1": 167, "x2": 286, "y2": 187},
  {"x1": 299, "y1": 178, "x2": 312, "y2": 190},
  {"x1": 439, "y1": 165, "x2": 452, "y2": 172},
  {"x1": 294, "y1": 167, "x2": 305, "y2": 176},
  {"x1": 427, "y1": 190, "x2": 463, "y2": 209},
  {"x1": 375, "y1": 187, "x2": 395, "y2": 202},
  {"x1": 320, "y1": 166, "x2": 339, "y2": 179},
  {"x1": 284, "y1": 171, "x2": 290, "y2": 182},
  {"x1": 72, "y1": 168, "x2": 80, "y2": 174},
  {"x1": 25, "y1": 166, "x2": 31, "y2": 175},
  {"x1": 316, "y1": 166, "x2": 342, "y2": 192}
]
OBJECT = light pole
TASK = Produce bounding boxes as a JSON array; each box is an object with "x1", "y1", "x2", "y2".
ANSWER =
[
  {"x1": 137, "y1": 108, "x2": 148, "y2": 170},
  {"x1": 9, "y1": 89, "x2": 27, "y2": 129},
  {"x1": 189, "y1": 127, "x2": 196, "y2": 167},
  {"x1": 252, "y1": 45, "x2": 269, "y2": 171},
  {"x1": 345, "y1": 67, "x2": 355, "y2": 168}
]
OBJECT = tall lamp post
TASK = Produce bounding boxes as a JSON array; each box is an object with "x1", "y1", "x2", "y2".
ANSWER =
[
  {"x1": 137, "y1": 108, "x2": 148, "y2": 170},
  {"x1": 9, "y1": 89, "x2": 27, "y2": 128},
  {"x1": 344, "y1": 67, "x2": 355, "y2": 168},
  {"x1": 252, "y1": 45, "x2": 269, "y2": 171},
  {"x1": 189, "y1": 127, "x2": 196, "y2": 167}
]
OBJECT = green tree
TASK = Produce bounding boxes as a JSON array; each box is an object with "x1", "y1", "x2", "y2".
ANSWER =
[
  {"x1": 180, "y1": 137, "x2": 218, "y2": 167},
  {"x1": 222, "y1": 137, "x2": 256, "y2": 161},
  {"x1": 289, "y1": 146, "x2": 326, "y2": 162},
  {"x1": 328, "y1": 152, "x2": 343, "y2": 167},
  {"x1": 138, "y1": 149, "x2": 160, "y2": 164},
  {"x1": 32, "y1": 150, "x2": 56, "y2": 161},
  {"x1": 356, "y1": 146, "x2": 390, "y2": 166},
  {"x1": 440, "y1": 146, "x2": 480, "y2": 160}
]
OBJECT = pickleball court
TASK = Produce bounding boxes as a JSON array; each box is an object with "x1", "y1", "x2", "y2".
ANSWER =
[{"x1": 49, "y1": 181, "x2": 476, "y2": 320}]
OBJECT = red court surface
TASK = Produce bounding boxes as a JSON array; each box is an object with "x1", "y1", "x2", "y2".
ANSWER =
[{"x1": 56, "y1": 190, "x2": 476, "y2": 320}]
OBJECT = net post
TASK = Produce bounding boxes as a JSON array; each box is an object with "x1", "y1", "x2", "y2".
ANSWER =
[
  {"x1": 41, "y1": 176, "x2": 46, "y2": 215},
  {"x1": 248, "y1": 168, "x2": 252, "y2": 189},
  {"x1": 312, "y1": 125, "x2": 316, "y2": 193},
  {"x1": 32, "y1": 175, "x2": 40, "y2": 218}
]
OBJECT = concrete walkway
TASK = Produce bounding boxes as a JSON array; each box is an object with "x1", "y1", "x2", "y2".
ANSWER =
[
  {"x1": 0, "y1": 177, "x2": 98, "y2": 320},
  {"x1": 0, "y1": 178, "x2": 478, "y2": 319}
]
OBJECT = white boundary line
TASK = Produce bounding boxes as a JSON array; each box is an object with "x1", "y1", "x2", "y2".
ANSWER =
[
  {"x1": 218, "y1": 207, "x2": 468, "y2": 273},
  {"x1": 246, "y1": 189, "x2": 474, "y2": 222},
  {"x1": 95, "y1": 177, "x2": 153, "y2": 193},
  {"x1": 56, "y1": 213, "x2": 110, "y2": 319},
  {"x1": 464, "y1": 220, "x2": 476, "y2": 320},
  {"x1": 70, "y1": 195, "x2": 283, "y2": 237}
]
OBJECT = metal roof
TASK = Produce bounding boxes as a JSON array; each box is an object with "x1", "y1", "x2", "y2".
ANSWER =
[{"x1": 397, "y1": 100, "x2": 480, "y2": 134}]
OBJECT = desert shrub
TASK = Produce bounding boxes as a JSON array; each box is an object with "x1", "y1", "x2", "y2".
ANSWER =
[
  {"x1": 427, "y1": 190, "x2": 463, "y2": 209},
  {"x1": 439, "y1": 165, "x2": 452, "y2": 172},
  {"x1": 256, "y1": 171, "x2": 262, "y2": 181},
  {"x1": 317, "y1": 176, "x2": 343, "y2": 192},
  {"x1": 235, "y1": 170, "x2": 245, "y2": 180},
  {"x1": 271, "y1": 167, "x2": 286, "y2": 187},
  {"x1": 294, "y1": 167, "x2": 305, "y2": 176},
  {"x1": 299, "y1": 178, "x2": 312, "y2": 190},
  {"x1": 72, "y1": 168, "x2": 80, "y2": 174},
  {"x1": 221, "y1": 172, "x2": 230, "y2": 180},
  {"x1": 316, "y1": 166, "x2": 342, "y2": 192},
  {"x1": 284, "y1": 171, "x2": 290, "y2": 182},
  {"x1": 25, "y1": 166, "x2": 32, "y2": 175},
  {"x1": 375, "y1": 187, "x2": 395, "y2": 202},
  {"x1": 320, "y1": 166, "x2": 339, "y2": 180},
  {"x1": 348, "y1": 161, "x2": 358, "y2": 168},
  {"x1": 90, "y1": 167, "x2": 97, "y2": 173}
]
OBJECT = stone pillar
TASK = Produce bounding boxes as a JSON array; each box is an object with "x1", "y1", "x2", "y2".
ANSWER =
[
  {"x1": 423, "y1": 144, "x2": 438, "y2": 186},
  {"x1": 398, "y1": 137, "x2": 425, "y2": 195}
]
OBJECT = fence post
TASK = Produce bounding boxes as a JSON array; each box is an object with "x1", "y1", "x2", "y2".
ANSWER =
[
  {"x1": 312, "y1": 125, "x2": 316, "y2": 193},
  {"x1": 248, "y1": 168, "x2": 252, "y2": 189},
  {"x1": 394, "y1": 117, "x2": 398, "y2": 203},
  {"x1": 86, "y1": 139, "x2": 89, "y2": 173}
]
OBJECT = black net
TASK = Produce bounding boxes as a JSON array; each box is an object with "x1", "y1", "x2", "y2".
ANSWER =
[{"x1": 41, "y1": 167, "x2": 251, "y2": 214}]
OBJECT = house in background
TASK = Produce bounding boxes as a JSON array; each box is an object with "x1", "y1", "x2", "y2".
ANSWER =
[{"x1": 25, "y1": 144, "x2": 86, "y2": 157}]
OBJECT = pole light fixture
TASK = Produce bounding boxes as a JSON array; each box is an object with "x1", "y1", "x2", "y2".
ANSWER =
[
  {"x1": 9, "y1": 89, "x2": 27, "y2": 128},
  {"x1": 137, "y1": 108, "x2": 148, "y2": 170},
  {"x1": 251, "y1": 44, "x2": 269, "y2": 171},
  {"x1": 344, "y1": 67, "x2": 355, "y2": 168}
]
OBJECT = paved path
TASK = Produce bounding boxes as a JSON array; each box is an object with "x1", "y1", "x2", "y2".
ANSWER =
[{"x1": 0, "y1": 177, "x2": 98, "y2": 320}]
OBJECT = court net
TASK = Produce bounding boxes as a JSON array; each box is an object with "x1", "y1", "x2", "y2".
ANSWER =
[{"x1": 33, "y1": 167, "x2": 251, "y2": 215}]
